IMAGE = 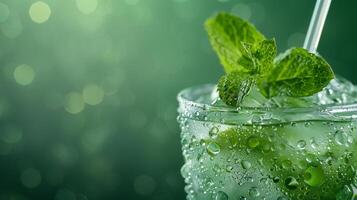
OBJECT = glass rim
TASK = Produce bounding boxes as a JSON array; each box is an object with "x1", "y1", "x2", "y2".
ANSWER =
[{"x1": 177, "y1": 84, "x2": 357, "y2": 125}]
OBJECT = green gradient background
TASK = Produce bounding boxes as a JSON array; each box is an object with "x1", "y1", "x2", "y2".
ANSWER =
[{"x1": 0, "y1": 0, "x2": 356, "y2": 199}]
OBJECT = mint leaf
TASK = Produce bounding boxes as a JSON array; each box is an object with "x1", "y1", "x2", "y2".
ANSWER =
[
  {"x1": 217, "y1": 72, "x2": 255, "y2": 106},
  {"x1": 258, "y1": 48, "x2": 334, "y2": 98},
  {"x1": 252, "y1": 39, "x2": 277, "y2": 75},
  {"x1": 205, "y1": 12, "x2": 265, "y2": 73}
]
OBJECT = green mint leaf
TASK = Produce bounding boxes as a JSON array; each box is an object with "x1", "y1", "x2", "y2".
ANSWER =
[
  {"x1": 258, "y1": 48, "x2": 334, "y2": 98},
  {"x1": 217, "y1": 72, "x2": 255, "y2": 106},
  {"x1": 252, "y1": 39, "x2": 277, "y2": 75},
  {"x1": 205, "y1": 12, "x2": 265, "y2": 73}
]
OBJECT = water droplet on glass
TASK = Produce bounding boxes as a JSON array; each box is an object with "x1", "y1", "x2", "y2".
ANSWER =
[
  {"x1": 206, "y1": 142, "x2": 221, "y2": 156},
  {"x1": 305, "y1": 154, "x2": 316, "y2": 163},
  {"x1": 209, "y1": 127, "x2": 219, "y2": 138},
  {"x1": 281, "y1": 160, "x2": 292, "y2": 169},
  {"x1": 200, "y1": 139, "x2": 206, "y2": 146},
  {"x1": 284, "y1": 176, "x2": 299, "y2": 190},
  {"x1": 334, "y1": 130, "x2": 349, "y2": 146},
  {"x1": 180, "y1": 163, "x2": 190, "y2": 178},
  {"x1": 215, "y1": 191, "x2": 229, "y2": 200},
  {"x1": 297, "y1": 140, "x2": 306, "y2": 149},
  {"x1": 347, "y1": 136, "x2": 353, "y2": 144},
  {"x1": 262, "y1": 143, "x2": 271, "y2": 153},
  {"x1": 245, "y1": 176, "x2": 254, "y2": 183},
  {"x1": 212, "y1": 165, "x2": 222, "y2": 176},
  {"x1": 247, "y1": 136, "x2": 260, "y2": 148},
  {"x1": 310, "y1": 137, "x2": 318, "y2": 149},
  {"x1": 273, "y1": 176, "x2": 280, "y2": 183},
  {"x1": 241, "y1": 160, "x2": 251, "y2": 169},
  {"x1": 260, "y1": 178, "x2": 268, "y2": 184},
  {"x1": 304, "y1": 165, "x2": 325, "y2": 187},
  {"x1": 249, "y1": 187, "x2": 260, "y2": 197},
  {"x1": 304, "y1": 122, "x2": 312, "y2": 127},
  {"x1": 325, "y1": 157, "x2": 333, "y2": 165},
  {"x1": 226, "y1": 165, "x2": 233, "y2": 172}
]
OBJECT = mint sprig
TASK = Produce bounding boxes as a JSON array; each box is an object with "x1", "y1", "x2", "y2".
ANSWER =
[{"x1": 205, "y1": 12, "x2": 335, "y2": 107}]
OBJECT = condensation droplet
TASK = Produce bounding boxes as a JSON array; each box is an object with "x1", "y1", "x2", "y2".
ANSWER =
[
  {"x1": 249, "y1": 187, "x2": 260, "y2": 197},
  {"x1": 334, "y1": 130, "x2": 349, "y2": 146},
  {"x1": 297, "y1": 140, "x2": 306, "y2": 149},
  {"x1": 281, "y1": 160, "x2": 292, "y2": 169},
  {"x1": 180, "y1": 163, "x2": 190, "y2": 178},
  {"x1": 260, "y1": 178, "x2": 268, "y2": 184},
  {"x1": 284, "y1": 176, "x2": 299, "y2": 190},
  {"x1": 206, "y1": 142, "x2": 221, "y2": 156},
  {"x1": 304, "y1": 165, "x2": 325, "y2": 187},
  {"x1": 273, "y1": 176, "x2": 280, "y2": 183},
  {"x1": 241, "y1": 160, "x2": 251, "y2": 169},
  {"x1": 310, "y1": 137, "x2": 318, "y2": 149},
  {"x1": 226, "y1": 165, "x2": 233, "y2": 172},
  {"x1": 209, "y1": 127, "x2": 219, "y2": 138},
  {"x1": 247, "y1": 136, "x2": 260, "y2": 148}
]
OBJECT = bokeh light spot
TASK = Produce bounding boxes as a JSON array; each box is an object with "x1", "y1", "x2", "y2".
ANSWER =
[
  {"x1": 21, "y1": 168, "x2": 42, "y2": 189},
  {"x1": 52, "y1": 144, "x2": 78, "y2": 166},
  {"x1": 76, "y1": 0, "x2": 98, "y2": 15},
  {"x1": 0, "y1": 126, "x2": 23, "y2": 144},
  {"x1": 134, "y1": 175, "x2": 157, "y2": 196},
  {"x1": 81, "y1": 129, "x2": 109, "y2": 154},
  {"x1": 0, "y1": 3, "x2": 10, "y2": 23},
  {"x1": 82, "y1": 84, "x2": 104, "y2": 105},
  {"x1": 13, "y1": 64, "x2": 35, "y2": 86},
  {"x1": 64, "y1": 92, "x2": 85, "y2": 114},
  {"x1": 29, "y1": 1, "x2": 51, "y2": 24}
]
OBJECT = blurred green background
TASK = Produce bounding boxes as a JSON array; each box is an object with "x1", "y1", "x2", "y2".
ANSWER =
[{"x1": 0, "y1": 0, "x2": 356, "y2": 199}]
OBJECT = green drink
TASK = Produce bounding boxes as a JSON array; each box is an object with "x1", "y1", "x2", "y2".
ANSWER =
[
  {"x1": 177, "y1": 10, "x2": 357, "y2": 200},
  {"x1": 178, "y1": 80, "x2": 357, "y2": 200}
]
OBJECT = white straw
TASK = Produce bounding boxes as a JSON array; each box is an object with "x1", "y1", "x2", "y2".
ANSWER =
[{"x1": 303, "y1": 0, "x2": 332, "y2": 53}]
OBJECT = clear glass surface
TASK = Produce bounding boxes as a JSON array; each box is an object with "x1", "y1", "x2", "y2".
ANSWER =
[{"x1": 177, "y1": 84, "x2": 357, "y2": 200}]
